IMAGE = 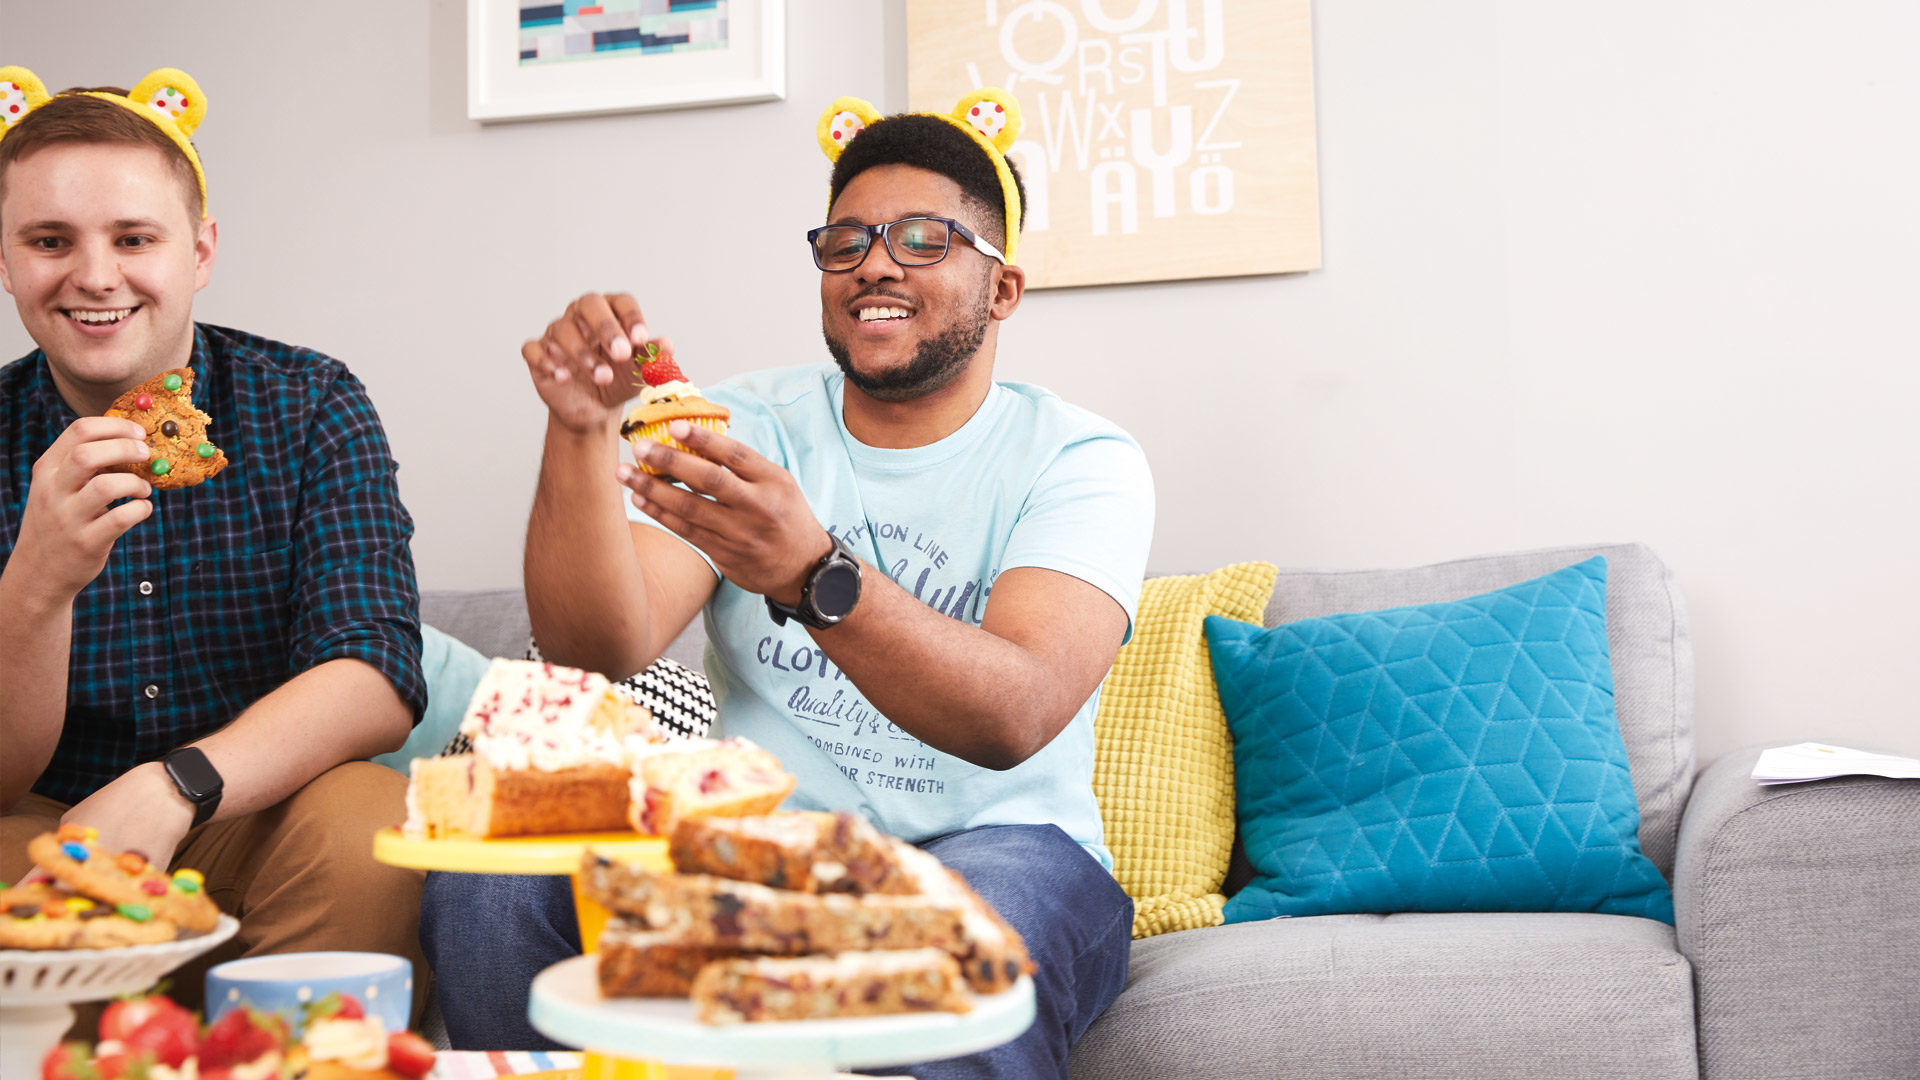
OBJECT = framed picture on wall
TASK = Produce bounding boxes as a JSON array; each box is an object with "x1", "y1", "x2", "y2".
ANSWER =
[
  {"x1": 907, "y1": 1, "x2": 1321, "y2": 289},
  {"x1": 468, "y1": 0, "x2": 785, "y2": 122}
]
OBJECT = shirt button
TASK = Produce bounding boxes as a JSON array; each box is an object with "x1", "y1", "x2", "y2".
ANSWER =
[
  {"x1": 139, "y1": 581, "x2": 154, "y2": 596},
  {"x1": 144, "y1": 684, "x2": 160, "y2": 699}
]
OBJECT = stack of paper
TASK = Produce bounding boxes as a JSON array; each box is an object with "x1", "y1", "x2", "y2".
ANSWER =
[{"x1": 1751, "y1": 742, "x2": 1920, "y2": 785}]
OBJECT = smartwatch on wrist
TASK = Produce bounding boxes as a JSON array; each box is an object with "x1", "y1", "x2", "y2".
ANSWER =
[
  {"x1": 161, "y1": 746, "x2": 223, "y2": 828},
  {"x1": 766, "y1": 533, "x2": 863, "y2": 630}
]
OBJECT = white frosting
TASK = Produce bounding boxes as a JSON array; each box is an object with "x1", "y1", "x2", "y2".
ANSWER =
[
  {"x1": 893, "y1": 844, "x2": 1005, "y2": 946},
  {"x1": 625, "y1": 736, "x2": 772, "y2": 807},
  {"x1": 401, "y1": 758, "x2": 426, "y2": 837},
  {"x1": 304, "y1": 1016, "x2": 389, "y2": 1071},
  {"x1": 231, "y1": 1053, "x2": 283, "y2": 1080},
  {"x1": 638, "y1": 379, "x2": 703, "y2": 405},
  {"x1": 460, "y1": 659, "x2": 624, "y2": 772},
  {"x1": 737, "y1": 947, "x2": 955, "y2": 979}
]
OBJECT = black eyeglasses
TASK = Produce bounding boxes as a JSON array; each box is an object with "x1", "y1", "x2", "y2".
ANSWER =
[{"x1": 806, "y1": 216, "x2": 1008, "y2": 273}]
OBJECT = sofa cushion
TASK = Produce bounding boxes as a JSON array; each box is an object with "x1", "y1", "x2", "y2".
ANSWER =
[
  {"x1": 1207, "y1": 557, "x2": 1675, "y2": 922},
  {"x1": 1070, "y1": 913, "x2": 1696, "y2": 1080},
  {"x1": 1257, "y1": 542, "x2": 1692, "y2": 879},
  {"x1": 419, "y1": 588, "x2": 532, "y2": 662},
  {"x1": 1093, "y1": 562, "x2": 1278, "y2": 938}
]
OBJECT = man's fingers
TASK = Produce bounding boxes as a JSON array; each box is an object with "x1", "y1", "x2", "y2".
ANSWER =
[
  {"x1": 571, "y1": 293, "x2": 632, "y2": 364},
  {"x1": 65, "y1": 415, "x2": 148, "y2": 442},
  {"x1": 69, "y1": 437, "x2": 151, "y2": 474},
  {"x1": 631, "y1": 438, "x2": 738, "y2": 504},
  {"x1": 545, "y1": 315, "x2": 595, "y2": 374},
  {"x1": 522, "y1": 338, "x2": 553, "y2": 377},
  {"x1": 668, "y1": 421, "x2": 766, "y2": 481},
  {"x1": 83, "y1": 471, "x2": 155, "y2": 508},
  {"x1": 623, "y1": 450, "x2": 718, "y2": 516},
  {"x1": 608, "y1": 294, "x2": 649, "y2": 349},
  {"x1": 89, "y1": 495, "x2": 154, "y2": 541},
  {"x1": 626, "y1": 485, "x2": 723, "y2": 557}
]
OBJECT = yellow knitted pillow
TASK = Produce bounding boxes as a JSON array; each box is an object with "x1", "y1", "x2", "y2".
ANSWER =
[{"x1": 1094, "y1": 562, "x2": 1278, "y2": 938}]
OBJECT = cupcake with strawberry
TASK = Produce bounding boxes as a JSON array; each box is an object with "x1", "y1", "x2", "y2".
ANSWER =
[{"x1": 619, "y1": 344, "x2": 730, "y2": 476}]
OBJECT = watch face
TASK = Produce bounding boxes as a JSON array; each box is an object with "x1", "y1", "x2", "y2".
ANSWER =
[
  {"x1": 811, "y1": 562, "x2": 862, "y2": 620},
  {"x1": 165, "y1": 749, "x2": 222, "y2": 801}
]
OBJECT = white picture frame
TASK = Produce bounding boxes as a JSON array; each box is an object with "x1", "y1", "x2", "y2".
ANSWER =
[{"x1": 468, "y1": 0, "x2": 785, "y2": 122}]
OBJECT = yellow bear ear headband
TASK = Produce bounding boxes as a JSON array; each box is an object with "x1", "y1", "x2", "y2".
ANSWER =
[
  {"x1": 816, "y1": 88, "x2": 1024, "y2": 264},
  {"x1": 0, "y1": 66, "x2": 210, "y2": 218}
]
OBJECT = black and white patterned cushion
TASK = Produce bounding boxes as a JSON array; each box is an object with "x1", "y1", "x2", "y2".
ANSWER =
[{"x1": 438, "y1": 639, "x2": 716, "y2": 756}]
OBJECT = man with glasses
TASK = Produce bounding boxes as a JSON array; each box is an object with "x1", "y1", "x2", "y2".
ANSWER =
[{"x1": 424, "y1": 96, "x2": 1151, "y2": 1079}]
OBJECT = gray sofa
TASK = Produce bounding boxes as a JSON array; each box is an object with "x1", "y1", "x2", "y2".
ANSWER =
[{"x1": 422, "y1": 542, "x2": 1920, "y2": 1080}]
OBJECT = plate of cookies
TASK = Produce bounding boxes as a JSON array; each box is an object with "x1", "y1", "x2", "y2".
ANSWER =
[
  {"x1": 1, "y1": 825, "x2": 237, "y2": 1003},
  {"x1": 1, "y1": 828, "x2": 239, "y2": 1080}
]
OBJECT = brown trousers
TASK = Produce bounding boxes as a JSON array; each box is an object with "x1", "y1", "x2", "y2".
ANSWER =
[{"x1": 1, "y1": 761, "x2": 429, "y2": 1024}]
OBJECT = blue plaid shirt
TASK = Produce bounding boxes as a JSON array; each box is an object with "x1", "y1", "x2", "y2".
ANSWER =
[{"x1": 0, "y1": 324, "x2": 426, "y2": 805}]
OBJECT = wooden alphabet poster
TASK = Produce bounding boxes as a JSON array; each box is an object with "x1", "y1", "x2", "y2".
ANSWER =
[{"x1": 907, "y1": 0, "x2": 1321, "y2": 289}]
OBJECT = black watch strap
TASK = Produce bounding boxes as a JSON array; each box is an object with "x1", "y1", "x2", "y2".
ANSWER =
[
  {"x1": 162, "y1": 746, "x2": 223, "y2": 828},
  {"x1": 766, "y1": 533, "x2": 863, "y2": 630}
]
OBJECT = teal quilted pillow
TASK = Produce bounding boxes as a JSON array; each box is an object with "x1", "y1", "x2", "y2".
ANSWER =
[{"x1": 1205, "y1": 557, "x2": 1675, "y2": 923}]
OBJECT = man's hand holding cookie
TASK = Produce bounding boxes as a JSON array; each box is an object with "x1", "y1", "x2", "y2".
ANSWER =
[{"x1": 12, "y1": 416, "x2": 154, "y2": 603}]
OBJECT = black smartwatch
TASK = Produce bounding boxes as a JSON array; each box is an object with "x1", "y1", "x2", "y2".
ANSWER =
[
  {"x1": 162, "y1": 746, "x2": 223, "y2": 828},
  {"x1": 766, "y1": 533, "x2": 863, "y2": 630}
]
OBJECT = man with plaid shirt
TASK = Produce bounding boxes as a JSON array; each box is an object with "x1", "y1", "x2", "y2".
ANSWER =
[{"x1": 0, "y1": 76, "x2": 429, "y2": 1017}]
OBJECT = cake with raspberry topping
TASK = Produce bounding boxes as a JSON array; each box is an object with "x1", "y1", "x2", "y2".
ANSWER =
[
  {"x1": 403, "y1": 659, "x2": 665, "y2": 838},
  {"x1": 628, "y1": 737, "x2": 796, "y2": 837},
  {"x1": 619, "y1": 345, "x2": 730, "y2": 476}
]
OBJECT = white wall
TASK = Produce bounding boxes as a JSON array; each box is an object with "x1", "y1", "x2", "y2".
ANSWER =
[{"x1": 7, "y1": 1, "x2": 1916, "y2": 766}]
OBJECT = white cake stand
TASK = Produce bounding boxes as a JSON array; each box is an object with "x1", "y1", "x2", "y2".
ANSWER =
[
  {"x1": 529, "y1": 954, "x2": 1035, "y2": 1080},
  {"x1": 0, "y1": 914, "x2": 239, "y2": 1080}
]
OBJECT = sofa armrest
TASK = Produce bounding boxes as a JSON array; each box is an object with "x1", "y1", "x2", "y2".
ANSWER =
[{"x1": 1675, "y1": 742, "x2": 1920, "y2": 1080}]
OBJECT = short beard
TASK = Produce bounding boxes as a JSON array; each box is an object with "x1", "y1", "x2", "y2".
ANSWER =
[{"x1": 824, "y1": 276, "x2": 994, "y2": 403}]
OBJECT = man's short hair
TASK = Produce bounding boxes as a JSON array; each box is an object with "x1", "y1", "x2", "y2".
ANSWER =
[
  {"x1": 828, "y1": 113, "x2": 1026, "y2": 250},
  {"x1": 0, "y1": 87, "x2": 204, "y2": 222}
]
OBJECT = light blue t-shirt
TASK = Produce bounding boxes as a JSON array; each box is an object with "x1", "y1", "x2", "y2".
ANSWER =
[{"x1": 628, "y1": 364, "x2": 1154, "y2": 869}]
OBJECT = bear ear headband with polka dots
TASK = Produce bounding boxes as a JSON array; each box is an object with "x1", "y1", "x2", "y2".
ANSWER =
[
  {"x1": 0, "y1": 65, "x2": 211, "y2": 218},
  {"x1": 816, "y1": 88, "x2": 1024, "y2": 264}
]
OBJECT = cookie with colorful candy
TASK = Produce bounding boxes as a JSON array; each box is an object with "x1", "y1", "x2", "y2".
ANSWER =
[
  {"x1": 22, "y1": 825, "x2": 220, "y2": 937},
  {"x1": 102, "y1": 367, "x2": 228, "y2": 489},
  {"x1": 0, "y1": 879, "x2": 180, "y2": 949}
]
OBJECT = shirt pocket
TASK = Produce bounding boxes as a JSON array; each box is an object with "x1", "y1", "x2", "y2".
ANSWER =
[{"x1": 174, "y1": 546, "x2": 294, "y2": 677}]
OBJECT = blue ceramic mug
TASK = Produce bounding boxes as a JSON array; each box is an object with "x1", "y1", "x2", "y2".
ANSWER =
[{"x1": 205, "y1": 952, "x2": 411, "y2": 1036}]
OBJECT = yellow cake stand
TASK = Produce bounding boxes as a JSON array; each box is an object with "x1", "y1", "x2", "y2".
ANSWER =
[
  {"x1": 371, "y1": 829, "x2": 722, "y2": 1079},
  {"x1": 372, "y1": 829, "x2": 665, "y2": 951}
]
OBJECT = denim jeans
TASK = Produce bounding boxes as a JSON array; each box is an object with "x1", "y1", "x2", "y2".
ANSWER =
[{"x1": 420, "y1": 823, "x2": 1132, "y2": 1079}]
